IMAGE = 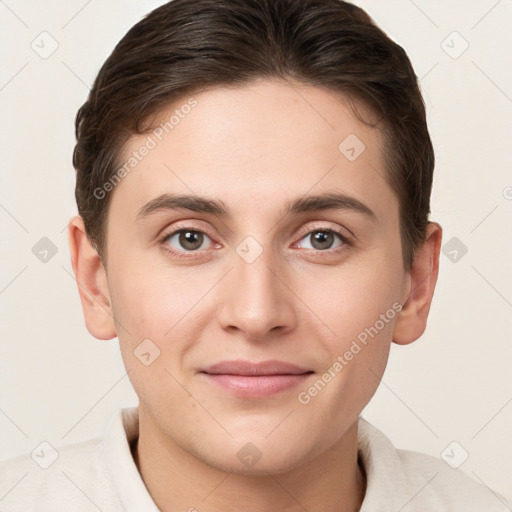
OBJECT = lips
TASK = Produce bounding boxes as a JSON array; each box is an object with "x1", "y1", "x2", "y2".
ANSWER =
[
  {"x1": 201, "y1": 359, "x2": 313, "y2": 376},
  {"x1": 200, "y1": 360, "x2": 314, "y2": 398}
]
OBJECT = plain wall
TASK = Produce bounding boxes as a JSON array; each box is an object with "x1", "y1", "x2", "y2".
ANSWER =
[{"x1": 1, "y1": 0, "x2": 511, "y2": 502}]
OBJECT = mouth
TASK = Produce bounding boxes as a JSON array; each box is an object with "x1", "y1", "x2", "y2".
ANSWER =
[{"x1": 199, "y1": 359, "x2": 315, "y2": 398}]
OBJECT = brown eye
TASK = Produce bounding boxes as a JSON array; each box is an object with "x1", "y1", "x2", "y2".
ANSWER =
[
  {"x1": 298, "y1": 229, "x2": 346, "y2": 251},
  {"x1": 163, "y1": 230, "x2": 211, "y2": 252}
]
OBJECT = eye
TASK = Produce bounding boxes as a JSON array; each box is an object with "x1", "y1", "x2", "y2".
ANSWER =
[
  {"x1": 297, "y1": 229, "x2": 347, "y2": 251},
  {"x1": 162, "y1": 229, "x2": 214, "y2": 253},
  {"x1": 159, "y1": 226, "x2": 350, "y2": 259}
]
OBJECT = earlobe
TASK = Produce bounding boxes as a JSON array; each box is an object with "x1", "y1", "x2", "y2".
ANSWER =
[
  {"x1": 392, "y1": 222, "x2": 442, "y2": 345},
  {"x1": 68, "y1": 215, "x2": 117, "y2": 340}
]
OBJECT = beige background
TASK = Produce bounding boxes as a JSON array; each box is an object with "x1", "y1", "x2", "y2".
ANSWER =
[{"x1": 1, "y1": 0, "x2": 511, "y2": 503}]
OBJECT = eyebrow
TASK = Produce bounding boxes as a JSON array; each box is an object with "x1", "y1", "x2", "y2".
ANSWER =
[{"x1": 136, "y1": 192, "x2": 377, "y2": 221}]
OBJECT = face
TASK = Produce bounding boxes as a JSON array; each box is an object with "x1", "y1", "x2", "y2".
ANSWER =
[{"x1": 102, "y1": 80, "x2": 409, "y2": 474}]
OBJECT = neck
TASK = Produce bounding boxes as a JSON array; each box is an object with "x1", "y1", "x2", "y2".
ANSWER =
[{"x1": 131, "y1": 409, "x2": 366, "y2": 512}]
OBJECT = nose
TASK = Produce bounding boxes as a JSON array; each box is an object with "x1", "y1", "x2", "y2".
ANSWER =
[{"x1": 216, "y1": 244, "x2": 297, "y2": 341}]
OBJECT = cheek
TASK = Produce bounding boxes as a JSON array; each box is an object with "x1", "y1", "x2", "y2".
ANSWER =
[
  {"x1": 108, "y1": 262, "x2": 216, "y2": 371},
  {"x1": 308, "y1": 258, "x2": 402, "y2": 395},
  {"x1": 309, "y1": 257, "x2": 402, "y2": 342},
  {"x1": 108, "y1": 268, "x2": 194, "y2": 407},
  {"x1": 297, "y1": 306, "x2": 396, "y2": 436},
  {"x1": 111, "y1": 274, "x2": 169, "y2": 337},
  {"x1": 108, "y1": 246, "x2": 198, "y2": 332}
]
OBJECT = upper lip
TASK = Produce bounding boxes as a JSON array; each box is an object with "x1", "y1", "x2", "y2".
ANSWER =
[{"x1": 201, "y1": 360, "x2": 313, "y2": 376}]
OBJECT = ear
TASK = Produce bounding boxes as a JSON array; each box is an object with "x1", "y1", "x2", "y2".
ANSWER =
[
  {"x1": 392, "y1": 222, "x2": 442, "y2": 345},
  {"x1": 68, "y1": 215, "x2": 117, "y2": 340}
]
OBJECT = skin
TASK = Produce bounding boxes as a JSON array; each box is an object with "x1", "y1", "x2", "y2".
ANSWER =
[{"x1": 69, "y1": 79, "x2": 442, "y2": 512}]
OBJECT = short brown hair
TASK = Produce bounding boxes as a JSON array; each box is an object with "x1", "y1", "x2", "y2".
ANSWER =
[{"x1": 73, "y1": 0, "x2": 434, "y2": 270}]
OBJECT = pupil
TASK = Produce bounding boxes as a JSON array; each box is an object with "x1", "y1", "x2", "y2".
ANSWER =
[
  {"x1": 180, "y1": 231, "x2": 203, "y2": 250},
  {"x1": 312, "y1": 231, "x2": 333, "y2": 250}
]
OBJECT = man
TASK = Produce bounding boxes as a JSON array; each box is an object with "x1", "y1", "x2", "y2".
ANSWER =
[{"x1": 1, "y1": 0, "x2": 509, "y2": 510}]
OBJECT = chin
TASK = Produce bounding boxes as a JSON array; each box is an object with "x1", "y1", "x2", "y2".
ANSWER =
[
  {"x1": 195, "y1": 434, "x2": 314, "y2": 477},
  {"x1": 210, "y1": 454, "x2": 308, "y2": 478}
]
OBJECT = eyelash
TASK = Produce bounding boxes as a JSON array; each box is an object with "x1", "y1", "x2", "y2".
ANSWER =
[{"x1": 158, "y1": 225, "x2": 352, "y2": 259}]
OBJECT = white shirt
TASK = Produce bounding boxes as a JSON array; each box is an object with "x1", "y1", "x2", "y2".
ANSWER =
[{"x1": 0, "y1": 406, "x2": 509, "y2": 511}]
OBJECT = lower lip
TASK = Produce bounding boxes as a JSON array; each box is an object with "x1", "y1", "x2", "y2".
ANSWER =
[{"x1": 200, "y1": 373, "x2": 313, "y2": 398}]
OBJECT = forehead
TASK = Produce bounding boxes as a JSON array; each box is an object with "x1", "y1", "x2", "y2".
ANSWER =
[{"x1": 110, "y1": 80, "x2": 395, "y2": 222}]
